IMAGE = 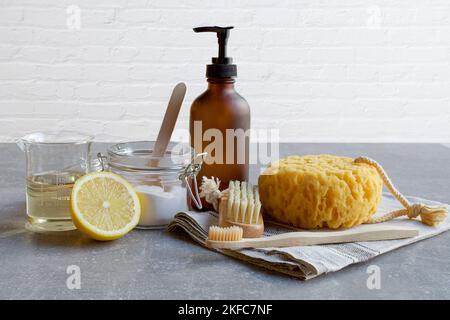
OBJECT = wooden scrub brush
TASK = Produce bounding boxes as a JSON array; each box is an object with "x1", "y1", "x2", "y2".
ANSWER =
[{"x1": 200, "y1": 177, "x2": 264, "y2": 238}]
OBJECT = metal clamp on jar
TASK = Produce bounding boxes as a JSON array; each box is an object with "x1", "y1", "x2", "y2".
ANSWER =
[{"x1": 99, "y1": 141, "x2": 204, "y2": 229}]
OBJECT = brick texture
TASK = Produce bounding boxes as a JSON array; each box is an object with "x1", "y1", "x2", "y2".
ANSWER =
[{"x1": 0, "y1": 0, "x2": 449, "y2": 142}]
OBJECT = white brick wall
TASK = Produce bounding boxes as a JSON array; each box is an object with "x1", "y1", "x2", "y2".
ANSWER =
[{"x1": 1, "y1": 0, "x2": 449, "y2": 142}]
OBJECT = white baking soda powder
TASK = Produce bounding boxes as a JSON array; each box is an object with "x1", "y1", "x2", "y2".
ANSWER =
[{"x1": 135, "y1": 184, "x2": 188, "y2": 228}]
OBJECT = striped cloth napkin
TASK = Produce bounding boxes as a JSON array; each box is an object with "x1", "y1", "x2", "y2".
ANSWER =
[{"x1": 167, "y1": 194, "x2": 450, "y2": 280}]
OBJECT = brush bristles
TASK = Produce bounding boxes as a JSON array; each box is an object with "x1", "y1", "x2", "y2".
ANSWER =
[
  {"x1": 222, "y1": 180, "x2": 262, "y2": 225},
  {"x1": 208, "y1": 226, "x2": 243, "y2": 242}
]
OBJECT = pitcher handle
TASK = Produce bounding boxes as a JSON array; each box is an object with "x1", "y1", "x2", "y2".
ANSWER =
[{"x1": 97, "y1": 153, "x2": 108, "y2": 172}]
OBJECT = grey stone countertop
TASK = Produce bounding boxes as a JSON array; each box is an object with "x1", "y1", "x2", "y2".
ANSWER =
[{"x1": 1, "y1": 143, "x2": 449, "y2": 299}]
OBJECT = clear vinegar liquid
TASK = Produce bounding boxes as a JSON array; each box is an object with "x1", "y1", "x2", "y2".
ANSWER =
[{"x1": 26, "y1": 171, "x2": 81, "y2": 231}]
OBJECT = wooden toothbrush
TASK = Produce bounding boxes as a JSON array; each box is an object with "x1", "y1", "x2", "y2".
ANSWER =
[{"x1": 206, "y1": 224, "x2": 419, "y2": 249}]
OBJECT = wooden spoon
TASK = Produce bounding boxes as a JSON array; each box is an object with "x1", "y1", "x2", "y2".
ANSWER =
[{"x1": 148, "y1": 82, "x2": 187, "y2": 167}]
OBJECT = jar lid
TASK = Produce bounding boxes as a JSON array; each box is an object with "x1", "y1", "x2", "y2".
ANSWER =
[{"x1": 107, "y1": 141, "x2": 194, "y2": 172}]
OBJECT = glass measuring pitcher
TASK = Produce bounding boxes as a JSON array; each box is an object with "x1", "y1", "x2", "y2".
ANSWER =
[{"x1": 17, "y1": 131, "x2": 93, "y2": 232}]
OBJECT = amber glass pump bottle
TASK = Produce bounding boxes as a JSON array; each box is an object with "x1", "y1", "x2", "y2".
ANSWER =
[{"x1": 190, "y1": 26, "x2": 250, "y2": 210}]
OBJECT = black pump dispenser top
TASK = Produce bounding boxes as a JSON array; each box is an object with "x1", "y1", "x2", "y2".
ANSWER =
[{"x1": 193, "y1": 26, "x2": 237, "y2": 78}]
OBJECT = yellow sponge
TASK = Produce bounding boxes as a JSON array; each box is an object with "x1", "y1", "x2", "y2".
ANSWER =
[{"x1": 258, "y1": 155, "x2": 383, "y2": 229}]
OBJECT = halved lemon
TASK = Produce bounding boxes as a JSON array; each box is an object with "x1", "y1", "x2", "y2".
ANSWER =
[{"x1": 70, "y1": 172, "x2": 140, "y2": 241}]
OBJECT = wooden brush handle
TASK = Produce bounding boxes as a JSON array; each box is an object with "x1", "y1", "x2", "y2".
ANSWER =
[
  {"x1": 220, "y1": 218, "x2": 264, "y2": 239},
  {"x1": 206, "y1": 224, "x2": 419, "y2": 249}
]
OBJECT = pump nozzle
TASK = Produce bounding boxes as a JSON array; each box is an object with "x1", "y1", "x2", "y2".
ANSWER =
[
  {"x1": 194, "y1": 26, "x2": 237, "y2": 78},
  {"x1": 193, "y1": 26, "x2": 233, "y2": 64}
]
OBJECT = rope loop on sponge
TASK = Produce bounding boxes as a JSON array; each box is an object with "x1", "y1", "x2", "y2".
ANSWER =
[{"x1": 354, "y1": 156, "x2": 447, "y2": 227}]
